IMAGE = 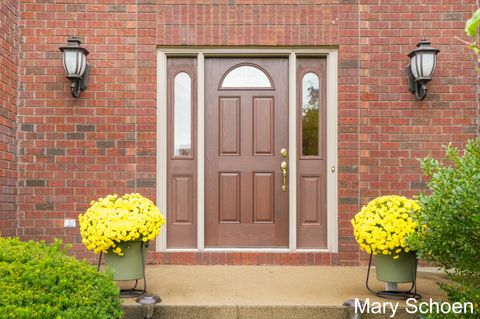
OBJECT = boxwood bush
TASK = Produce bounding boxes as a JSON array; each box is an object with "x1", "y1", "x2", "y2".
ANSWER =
[
  {"x1": 0, "y1": 238, "x2": 123, "y2": 319},
  {"x1": 409, "y1": 138, "x2": 480, "y2": 318}
]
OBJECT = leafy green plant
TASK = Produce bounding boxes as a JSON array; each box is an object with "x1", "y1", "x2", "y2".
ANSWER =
[
  {"x1": 463, "y1": 9, "x2": 480, "y2": 61},
  {"x1": 465, "y1": 9, "x2": 480, "y2": 38},
  {"x1": 408, "y1": 139, "x2": 480, "y2": 318},
  {"x1": 0, "y1": 238, "x2": 123, "y2": 319}
]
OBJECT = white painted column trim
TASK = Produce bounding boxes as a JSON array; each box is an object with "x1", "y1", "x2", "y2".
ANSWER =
[
  {"x1": 197, "y1": 53, "x2": 205, "y2": 251},
  {"x1": 326, "y1": 50, "x2": 339, "y2": 253},
  {"x1": 156, "y1": 51, "x2": 168, "y2": 251},
  {"x1": 288, "y1": 52, "x2": 297, "y2": 251}
]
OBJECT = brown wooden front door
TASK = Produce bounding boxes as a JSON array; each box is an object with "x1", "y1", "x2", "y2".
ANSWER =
[{"x1": 205, "y1": 58, "x2": 289, "y2": 247}]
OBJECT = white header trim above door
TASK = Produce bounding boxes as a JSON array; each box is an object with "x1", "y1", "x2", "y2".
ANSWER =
[{"x1": 157, "y1": 48, "x2": 338, "y2": 253}]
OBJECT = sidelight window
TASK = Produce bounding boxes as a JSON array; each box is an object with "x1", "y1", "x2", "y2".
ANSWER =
[
  {"x1": 301, "y1": 72, "x2": 320, "y2": 156},
  {"x1": 173, "y1": 72, "x2": 192, "y2": 156}
]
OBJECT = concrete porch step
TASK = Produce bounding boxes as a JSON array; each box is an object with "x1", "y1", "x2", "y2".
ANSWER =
[
  {"x1": 121, "y1": 265, "x2": 446, "y2": 319},
  {"x1": 123, "y1": 305, "x2": 416, "y2": 319}
]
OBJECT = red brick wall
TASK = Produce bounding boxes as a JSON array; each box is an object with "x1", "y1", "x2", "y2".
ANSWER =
[
  {"x1": 355, "y1": 1, "x2": 479, "y2": 265},
  {"x1": 0, "y1": 0, "x2": 19, "y2": 237},
  {"x1": 16, "y1": 1, "x2": 478, "y2": 265},
  {"x1": 16, "y1": 1, "x2": 157, "y2": 259}
]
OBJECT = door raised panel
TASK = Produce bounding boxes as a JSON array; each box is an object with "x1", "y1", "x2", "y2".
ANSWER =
[
  {"x1": 172, "y1": 176, "x2": 193, "y2": 224},
  {"x1": 219, "y1": 97, "x2": 240, "y2": 155},
  {"x1": 253, "y1": 172, "x2": 275, "y2": 223},
  {"x1": 219, "y1": 172, "x2": 241, "y2": 223},
  {"x1": 253, "y1": 97, "x2": 274, "y2": 155},
  {"x1": 299, "y1": 176, "x2": 321, "y2": 225}
]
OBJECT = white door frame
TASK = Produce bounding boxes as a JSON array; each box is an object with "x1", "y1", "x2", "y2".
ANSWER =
[{"x1": 157, "y1": 48, "x2": 338, "y2": 253}]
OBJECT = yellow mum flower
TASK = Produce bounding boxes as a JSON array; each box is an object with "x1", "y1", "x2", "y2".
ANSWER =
[
  {"x1": 78, "y1": 193, "x2": 166, "y2": 256},
  {"x1": 351, "y1": 195, "x2": 420, "y2": 258}
]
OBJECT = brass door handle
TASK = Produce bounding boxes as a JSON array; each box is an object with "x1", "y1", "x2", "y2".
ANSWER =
[{"x1": 281, "y1": 161, "x2": 288, "y2": 192}]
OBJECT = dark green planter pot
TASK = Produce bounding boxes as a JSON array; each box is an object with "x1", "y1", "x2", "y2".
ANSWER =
[
  {"x1": 375, "y1": 251, "x2": 417, "y2": 283},
  {"x1": 104, "y1": 241, "x2": 147, "y2": 281}
]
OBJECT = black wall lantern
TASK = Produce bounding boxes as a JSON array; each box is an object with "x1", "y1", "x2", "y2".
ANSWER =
[
  {"x1": 406, "y1": 38, "x2": 439, "y2": 101},
  {"x1": 59, "y1": 36, "x2": 89, "y2": 98}
]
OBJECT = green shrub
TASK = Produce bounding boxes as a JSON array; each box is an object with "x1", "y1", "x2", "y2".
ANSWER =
[
  {"x1": 0, "y1": 238, "x2": 123, "y2": 319},
  {"x1": 408, "y1": 138, "x2": 480, "y2": 318}
]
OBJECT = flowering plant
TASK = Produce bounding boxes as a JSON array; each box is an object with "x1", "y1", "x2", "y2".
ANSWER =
[
  {"x1": 79, "y1": 193, "x2": 165, "y2": 256},
  {"x1": 351, "y1": 195, "x2": 420, "y2": 259}
]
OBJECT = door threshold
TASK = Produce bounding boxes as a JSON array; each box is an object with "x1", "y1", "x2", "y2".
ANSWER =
[{"x1": 163, "y1": 248, "x2": 331, "y2": 253}]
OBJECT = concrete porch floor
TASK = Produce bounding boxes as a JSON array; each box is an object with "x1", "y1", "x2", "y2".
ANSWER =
[{"x1": 121, "y1": 266, "x2": 447, "y2": 319}]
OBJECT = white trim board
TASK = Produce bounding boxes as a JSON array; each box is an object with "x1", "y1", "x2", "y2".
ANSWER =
[
  {"x1": 326, "y1": 50, "x2": 339, "y2": 253},
  {"x1": 156, "y1": 51, "x2": 168, "y2": 251},
  {"x1": 288, "y1": 52, "x2": 297, "y2": 251},
  {"x1": 156, "y1": 48, "x2": 338, "y2": 253},
  {"x1": 197, "y1": 53, "x2": 205, "y2": 251}
]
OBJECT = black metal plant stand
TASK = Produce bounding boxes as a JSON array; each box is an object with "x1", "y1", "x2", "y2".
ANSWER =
[
  {"x1": 97, "y1": 242, "x2": 147, "y2": 298},
  {"x1": 365, "y1": 253, "x2": 421, "y2": 300}
]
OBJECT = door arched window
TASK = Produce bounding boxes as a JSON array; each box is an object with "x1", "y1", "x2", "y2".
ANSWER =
[{"x1": 220, "y1": 65, "x2": 273, "y2": 89}]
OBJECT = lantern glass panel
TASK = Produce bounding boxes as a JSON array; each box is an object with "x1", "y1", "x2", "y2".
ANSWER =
[
  {"x1": 62, "y1": 50, "x2": 78, "y2": 76},
  {"x1": 421, "y1": 51, "x2": 435, "y2": 78},
  {"x1": 78, "y1": 53, "x2": 87, "y2": 76},
  {"x1": 62, "y1": 50, "x2": 87, "y2": 77},
  {"x1": 410, "y1": 54, "x2": 419, "y2": 79}
]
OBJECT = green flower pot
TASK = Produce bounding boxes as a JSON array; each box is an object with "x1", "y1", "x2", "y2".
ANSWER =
[
  {"x1": 374, "y1": 251, "x2": 417, "y2": 283},
  {"x1": 104, "y1": 241, "x2": 147, "y2": 281}
]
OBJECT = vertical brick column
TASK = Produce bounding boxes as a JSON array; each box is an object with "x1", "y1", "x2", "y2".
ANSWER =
[
  {"x1": 0, "y1": 0, "x2": 19, "y2": 237},
  {"x1": 337, "y1": 0, "x2": 361, "y2": 266}
]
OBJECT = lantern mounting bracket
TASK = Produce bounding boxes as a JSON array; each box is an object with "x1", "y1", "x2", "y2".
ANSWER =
[
  {"x1": 406, "y1": 64, "x2": 428, "y2": 101},
  {"x1": 69, "y1": 64, "x2": 90, "y2": 98}
]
